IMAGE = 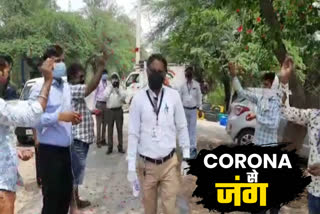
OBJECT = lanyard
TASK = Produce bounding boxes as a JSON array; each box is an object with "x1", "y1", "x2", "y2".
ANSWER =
[
  {"x1": 146, "y1": 89, "x2": 165, "y2": 125},
  {"x1": 187, "y1": 82, "x2": 192, "y2": 95}
]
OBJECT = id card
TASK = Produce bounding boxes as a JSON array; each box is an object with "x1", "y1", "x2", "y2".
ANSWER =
[{"x1": 151, "y1": 126, "x2": 162, "y2": 142}]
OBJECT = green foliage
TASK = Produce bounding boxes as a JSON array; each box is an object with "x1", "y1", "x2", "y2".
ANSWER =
[
  {"x1": 148, "y1": 0, "x2": 320, "y2": 94},
  {"x1": 208, "y1": 84, "x2": 225, "y2": 106},
  {"x1": 0, "y1": 0, "x2": 137, "y2": 87}
]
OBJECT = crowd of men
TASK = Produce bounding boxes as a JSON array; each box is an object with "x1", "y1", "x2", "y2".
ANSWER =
[{"x1": 0, "y1": 44, "x2": 319, "y2": 214}]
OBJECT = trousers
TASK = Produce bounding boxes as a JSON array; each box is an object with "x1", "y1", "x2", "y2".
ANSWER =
[
  {"x1": 137, "y1": 154, "x2": 180, "y2": 214},
  {"x1": 39, "y1": 144, "x2": 73, "y2": 214},
  {"x1": 184, "y1": 108, "x2": 197, "y2": 149}
]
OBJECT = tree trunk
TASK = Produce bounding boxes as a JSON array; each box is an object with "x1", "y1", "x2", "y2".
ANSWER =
[
  {"x1": 259, "y1": 0, "x2": 287, "y2": 63},
  {"x1": 222, "y1": 72, "x2": 231, "y2": 112},
  {"x1": 259, "y1": 0, "x2": 308, "y2": 151}
]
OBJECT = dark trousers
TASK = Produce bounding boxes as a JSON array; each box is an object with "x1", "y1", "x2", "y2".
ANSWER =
[
  {"x1": 39, "y1": 144, "x2": 73, "y2": 214},
  {"x1": 96, "y1": 101, "x2": 108, "y2": 143},
  {"x1": 308, "y1": 193, "x2": 320, "y2": 214},
  {"x1": 34, "y1": 146, "x2": 41, "y2": 186},
  {"x1": 108, "y1": 108, "x2": 123, "y2": 151}
]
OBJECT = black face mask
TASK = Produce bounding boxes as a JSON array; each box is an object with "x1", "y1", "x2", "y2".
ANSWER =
[
  {"x1": 186, "y1": 72, "x2": 192, "y2": 80},
  {"x1": 148, "y1": 71, "x2": 164, "y2": 91},
  {"x1": 112, "y1": 81, "x2": 119, "y2": 88}
]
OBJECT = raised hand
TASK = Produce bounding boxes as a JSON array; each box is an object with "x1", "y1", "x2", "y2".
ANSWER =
[
  {"x1": 280, "y1": 56, "x2": 294, "y2": 84},
  {"x1": 40, "y1": 58, "x2": 55, "y2": 82},
  {"x1": 308, "y1": 163, "x2": 320, "y2": 176},
  {"x1": 228, "y1": 62, "x2": 237, "y2": 77}
]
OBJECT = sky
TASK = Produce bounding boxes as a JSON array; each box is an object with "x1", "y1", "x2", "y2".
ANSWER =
[{"x1": 56, "y1": 0, "x2": 155, "y2": 37}]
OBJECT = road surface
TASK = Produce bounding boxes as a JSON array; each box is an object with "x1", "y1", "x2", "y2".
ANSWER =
[{"x1": 15, "y1": 93, "x2": 308, "y2": 213}]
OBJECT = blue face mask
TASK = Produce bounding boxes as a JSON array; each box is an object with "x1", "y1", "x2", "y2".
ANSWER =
[
  {"x1": 53, "y1": 62, "x2": 66, "y2": 79},
  {"x1": 102, "y1": 74, "x2": 108, "y2": 82}
]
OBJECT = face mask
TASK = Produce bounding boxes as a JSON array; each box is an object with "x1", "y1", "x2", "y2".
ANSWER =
[
  {"x1": 112, "y1": 81, "x2": 119, "y2": 88},
  {"x1": 148, "y1": 71, "x2": 164, "y2": 91},
  {"x1": 102, "y1": 74, "x2": 108, "y2": 82},
  {"x1": 53, "y1": 62, "x2": 66, "y2": 79},
  {"x1": 186, "y1": 72, "x2": 192, "y2": 80}
]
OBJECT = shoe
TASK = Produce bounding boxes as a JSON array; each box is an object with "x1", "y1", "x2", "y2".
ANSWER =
[
  {"x1": 101, "y1": 140, "x2": 107, "y2": 146},
  {"x1": 97, "y1": 142, "x2": 102, "y2": 148},
  {"x1": 77, "y1": 199, "x2": 91, "y2": 209},
  {"x1": 118, "y1": 148, "x2": 125, "y2": 154},
  {"x1": 74, "y1": 186, "x2": 91, "y2": 209},
  {"x1": 106, "y1": 149, "x2": 112, "y2": 155}
]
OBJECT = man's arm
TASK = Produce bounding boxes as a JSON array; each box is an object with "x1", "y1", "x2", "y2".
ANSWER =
[
  {"x1": 103, "y1": 85, "x2": 113, "y2": 101},
  {"x1": 119, "y1": 88, "x2": 126, "y2": 103},
  {"x1": 127, "y1": 95, "x2": 140, "y2": 172},
  {"x1": 94, "y1": 82, "x2": 101, "y2": 104},
  {"x1": 0, "y1": 57, "x2": 54, "y2": 127},
  {"x1": 29, "y1": 85, "x2": 81, "y2": 127},
  {"x1": 37, "y1": 58, "x2": 55, "y2": 110},
  {"x1": 281, "y1": 105, "x2": 313, "y2": 127},
  {"x1": 28, "y1": 84, "x2": 59, "y2": 127},
  {"x1": 232, "y1": 77, "x2": 259, "y2": 104},
  {"x1": 228, "y1": 62, "x2": 259, "y2": 104},
  {"x1": 85, "y1": 67, "x2": 104, "y2": 97},
  {"x1": 85, "y1": 55, "x2": 108, "y2": 97},
  {"x1": 174, "y1": 91, "x2": 190, "y2": 159},
  {"x1": 197, "y1": 83, "x2": 202, "y2": 109}
]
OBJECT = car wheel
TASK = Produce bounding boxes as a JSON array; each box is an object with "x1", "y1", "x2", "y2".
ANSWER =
[{"x1": 237, "y1": 129, "x2": 255, "y2": 145}]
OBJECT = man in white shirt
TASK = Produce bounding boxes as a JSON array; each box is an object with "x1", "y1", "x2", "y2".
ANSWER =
[
  {"x1": 179, "y1": 67, "x2": 202, "y2": 159},
  {"x1": 127, "y1": 54, "x2": 190, "y2": 214},
  {"x1": 103, "y1": 72, "x2": 126, "y2": 154}
]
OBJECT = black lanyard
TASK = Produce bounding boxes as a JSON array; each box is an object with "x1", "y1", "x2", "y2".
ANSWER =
[
  {"x1": 146, "y1": 89, "x2": 165, "y2": 124},
  {"x1": 187, "y1": 82, "x2": 192, "y2": 95}
]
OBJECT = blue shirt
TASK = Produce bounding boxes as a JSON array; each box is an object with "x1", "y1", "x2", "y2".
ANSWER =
[{"x1": 29, "y1": 79, "x2": 73, "y2": 147}]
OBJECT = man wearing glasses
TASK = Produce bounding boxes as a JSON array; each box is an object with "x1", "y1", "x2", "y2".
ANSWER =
[{"x1": 127, "y1": 54, "x2": 190, "y2": 214}]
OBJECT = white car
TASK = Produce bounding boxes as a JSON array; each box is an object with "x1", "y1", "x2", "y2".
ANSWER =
[{"x1": 226, "y1": 91, "x2": 310, "y2": 159}]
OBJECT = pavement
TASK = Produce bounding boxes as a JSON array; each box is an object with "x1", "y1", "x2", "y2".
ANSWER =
[{"x1": 14, "y1": 91, "x2": 309, "y2": 214}]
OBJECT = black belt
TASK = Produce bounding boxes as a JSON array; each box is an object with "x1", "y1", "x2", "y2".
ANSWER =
[
  {"x1": 97, "y1": 101, "x2": 106, "y2": 103},
  {"x1": 109, "y1": 107, "x2": 122, "y2": 111},
  {"x1": 140, "y1": 149, "x2": 175, "y2": 165},
  {"x1": 184, "y1": 106, "x2": 197, "y2": 110},
  {"x1": 39, "y1": 143, "x2": 70, "y2": 154}
]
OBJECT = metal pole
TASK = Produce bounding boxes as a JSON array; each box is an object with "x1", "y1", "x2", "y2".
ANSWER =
[
  {"x1": 21, "y1": 58, "x2": 25, "y2": 85},
  {"x1": 136, "y1": 0, "x2": 141, "y2": 66}
]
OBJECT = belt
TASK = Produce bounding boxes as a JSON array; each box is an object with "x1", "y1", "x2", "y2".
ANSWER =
[
  {"x1": 184, "y1": 106, "x2": 197, "y2": 110},
  {"x1": 39, "y1": 143, "x2": 70, "y2": 153},
  {"x1": 97, "y1": 101, "x2": 106, "y2": 103},
  {"x1": 140, "y1": 149, "x2": 175, "y2": 165},
  {"x1": 109, "y1": 107, "x2": 122, "y2": 111}
]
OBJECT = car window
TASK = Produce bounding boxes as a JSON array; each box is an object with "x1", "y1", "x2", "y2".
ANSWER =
[
  {"x1": 126, "y1": 74, "x2": 139, "y2": 88},
  {"x1": 20, "y1": 84, "x2": 33, "y2": 100}
]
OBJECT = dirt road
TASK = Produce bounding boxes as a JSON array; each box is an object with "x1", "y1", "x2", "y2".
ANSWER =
[{"x1": 15, "y1": 115, "x2": 308, "y2": 214}]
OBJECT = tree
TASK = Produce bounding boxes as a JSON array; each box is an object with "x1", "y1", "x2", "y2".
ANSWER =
[
  {"x1": 0, "y1": 0, "x2": 138, "y2": 87},
  {"x1": 147, "y1": 0, "x2": 320, "y2": 149}
]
